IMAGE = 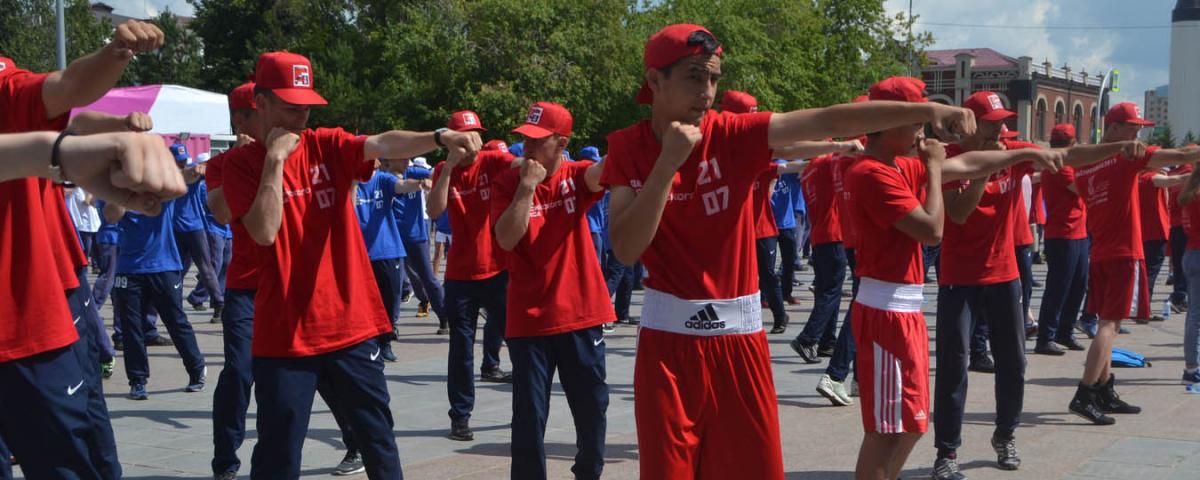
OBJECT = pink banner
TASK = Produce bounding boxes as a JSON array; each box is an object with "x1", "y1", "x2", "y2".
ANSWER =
[{"x1": 70, "y1": 85, "x2": 161, "y2": 118}]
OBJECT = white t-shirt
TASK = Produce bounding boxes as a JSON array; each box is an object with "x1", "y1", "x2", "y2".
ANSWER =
[{"x1": 65, "y1": 187, "x2": 100, "y2": 233}]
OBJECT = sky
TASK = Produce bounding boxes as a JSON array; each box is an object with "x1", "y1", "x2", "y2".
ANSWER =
[
  {"x1": 105, "y1": 1, "x2": 1176, "y2": 107},
  {"x1": 885, "y1": 0, "x2": 1178, "y2": 107}
]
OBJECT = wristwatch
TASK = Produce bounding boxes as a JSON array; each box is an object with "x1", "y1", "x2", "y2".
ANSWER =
[{"x1": 434, "y1": 128, "x2": 448, "y2": 147}]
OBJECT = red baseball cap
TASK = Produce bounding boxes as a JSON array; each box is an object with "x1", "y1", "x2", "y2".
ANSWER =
[
  {"x1": 720, "y1": 90, "x2": 758, "y2": 114},
  {"x1": 1050, "y1": 124, "x2": 1076, "y2": 142},
  {"x1": 637, "y1": 24, "x2": 724, "y2": 105},
  {"x1": 513, "y1": 102, "x2": 573, "y2": 139},
  {"x1": 447, "y1": 110, "x2": 486, "y2": 132},
  {"x1": 1105, "y1": 102, "x2": 1155, "y2": 127},
  {"x1": 253, "y1": 51, "x2": 327, "y2": 106},
  {"x1": 964, "y1": 91, "x2": 1016, "y2": 122},
  {"x1": 228, "y1": 81, "x2": 256, "y2": 111},
  {"x1": 483, "y1": 139, "x2": 508, "y2": 152},
  {"x1": 868, "y1": 77, "x2": 928, "y2": 103},
  {"x1": 1000, "y1": 125, "x2": 1019, "y2": 139},
  {"x1": 0, "y1": 56, "x2": 17, "y2": 78}
]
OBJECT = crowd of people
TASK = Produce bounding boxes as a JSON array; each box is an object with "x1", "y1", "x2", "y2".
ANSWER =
[{"x1": 2, "y1": 19, "x2": 1200, "y2": 480}]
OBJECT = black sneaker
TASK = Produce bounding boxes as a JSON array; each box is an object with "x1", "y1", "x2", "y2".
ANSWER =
[
  {"x1": 332, "y1": 451, "x2": 364, "y2": 476},
  {"x1": 991, "y1": 434, "x2": 1021, "y2": 470},
  {"x1": 789, "y1": 338, "x2": 820, "y2": 364},
  {"x1": 969, "y1": 353, "x2": 995, "y2": 373},
  {"x1": 380, "y1": 343, "x2": 397, "y2": 363},
  {"x1": 817, "y1": 345, "x2": 836, "y2": 357},
  {"x1": 449, "y1": 418, "x2": 474, "y2": 441},
  {"x1": 1057, "y1": 337, "x2": 1086, "y2": 351},
  {"x1": 112, "y1": 339, "x2": 123, "y2": 351},
  {"x1": 436, "y1": 327, "x2": 450, "y2": 335},
  {"x1": 770, "y1": 318, "x2": 788, "y2": 335},
  {"x1": 1172, "y1": 300, "x2": 1188, "y2": 314},
  {"x1": 211, "y1": 305, "x2": 223, "y2": 324},
  {"x1": 213, "y1": 472, "x2": 237, "y2": 480},
  {"x1": 1097, "y1": 375, "x2": 1141, "y2": 414},
  {"x1": 481, "y1": 367, "x2": 513, "y2": 383},
  {"x1": 1069, "y1": 383, "x2": 1115, "y2": 425},
  {"x1": 1034, "y1": 341, "x2": 1066, "y2": 356},
  {"x1": 185, "y1": 367, "x2": 207, "y2": 393},
  {"x1": 146, "y1": 336, "x2": 174, "y2": 347},
  {"x1": 931, "y1": 454, "x2": 966, "y2": 480}
]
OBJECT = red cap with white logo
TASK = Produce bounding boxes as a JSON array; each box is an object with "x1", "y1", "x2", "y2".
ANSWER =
[
  {"x1": 228, "y1": 82, "x2": 257, "y2": 111},
  {"x1": 513, "y1": 102, "x2": 573, "y2": 139},
  {"x1": 964, "y1": 91, "x2": 1016, "y2": 122},
  {"x1": 868, "y1": 77, "x2": 928, "y2": 103},
  {"x1": 447, "y1": 110, "x2": 486, "y2": 132},
  {"x1": 483, "y1": 139, "x2": 508, "y2": 152},
  {"x1": 1105, "y1": 102, "x2": 1155, "y2": 127},
  {"x1": 253, "y1": 51, "x2": 327, "y2": 106},
  {"x1": 637, "y1": 24, "x2": 723, "y2": 105}
]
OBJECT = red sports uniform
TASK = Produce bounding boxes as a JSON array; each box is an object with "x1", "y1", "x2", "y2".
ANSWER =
[
  {"x1": 205, "y1": 152, "x2": 263, "y2": 290},
  {"x1": 1042, "y1": 166, "x2": 1088, "y2": 241},
  {"x1": 833, "y1": 152, "x2": 859, "y2": 251},
  {"x1": 431, "y1": 150, "x2": 515, "y2": 281},
  {"x1": 1138, "y1": 169, "x2": 1170, "y2": 244},
  {"x1": 753, "y1": 167, "x2": 779, "y2": 239},
  {"x1": 222, "y1": 128, "x2": 391, "y2": 357},
  {"x1": 1073, "y1": 147, "x2": 1161, "y2": 320},
  {"x1": 601, "y1": 109, "x2": 783, "y2": 479},
  {"x1": 844, "y1": 155, "x2": 931, "y2": 434},
  {"x1": 801, "y1": 154, "x2": 843, "y2": 245}
]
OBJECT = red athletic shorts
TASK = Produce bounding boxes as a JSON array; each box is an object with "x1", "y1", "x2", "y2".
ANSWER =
[
  {"x1": 633, "y1": 328, "x2": 784, "y2": 480},
  {"x1": 852, "y1": 303, "x2": 930, "y2": 434},
  {"x1": 1086, "y1": 259, "x2": 1149, "y2": 321}
]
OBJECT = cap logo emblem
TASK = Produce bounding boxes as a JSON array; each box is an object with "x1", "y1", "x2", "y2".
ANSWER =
[
  {"x1": 462, "y1": 112, "x2": 477, "y2": 126},
  {"x1": 497, "y1": 141, "x2": 508, "y2": 152},
  {"x1": 987, "y1": 94, "x2": 1003, "y2": 110},
  {"x1": 527, "y1": 106, "x2": 544, "y2": 125},
  {"x1": 1135, "y1": 106, "x2": 1144, "y2": 118},
  {"x1": 292, "y1": 65, "x2": 311, "y2": 88},
  {"x1": 0, "y1": 61, "x2": 6, "y2": 72}
]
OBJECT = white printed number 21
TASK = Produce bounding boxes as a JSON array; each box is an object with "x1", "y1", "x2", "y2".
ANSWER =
[{"x1": 697, "y1": 158, "x2": 723, "y2": 185}]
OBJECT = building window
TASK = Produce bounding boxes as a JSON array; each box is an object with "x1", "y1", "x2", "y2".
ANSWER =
[
  {"x1": 1055, "y1": 100, "x2": 1066, "y2": 126},
  {"x1": 1037, "y1": 98, "x2": 1048, "y2": 141},
  {"x1": 1074, "y1": 104, "x2": 1084, "y2": 139}
]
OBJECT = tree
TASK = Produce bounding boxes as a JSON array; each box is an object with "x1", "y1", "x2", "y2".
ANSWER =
[
  {"x1": 125, "y1": 10, "x2": 205, "y2": 87},
  {"x1": 0, "y1": 0, "x2": 111, "y2": 73},
  {"x1": 1184, "y1": 130, "x2": 1197, "y2": 147},
  {"x1": 1153, "y1": 126, "x2": 1177, "y2": 148}
]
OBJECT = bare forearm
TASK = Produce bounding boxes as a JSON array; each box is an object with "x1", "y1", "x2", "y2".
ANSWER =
[
  {"x1": 426, "y1": 174, "x2": 452, "y2": 218},
  {"x1": 1150, "y1": 146, "x2": 1200, "y2": 169},
  {"x1": 67, "y1": 111, "x2": 131, "y2": 135},
  {"x1": 364, "y1": 130, "x2": 438, "y2": 160},
  {"x1": 942, "y1": 150, "x2": 1033, "y2": 182},
  {"x1": 1062, "y1": 143, "x2": 1126, "y2": 168},
  {"x1": 1180, "y1": 170, "x2": 1200, "y2": 204},
  {"x1": 243, "y1": 159, "x2": 285, "y2": 245},
  {"x1": 768, "y1": 102, "x2": 935, "y2": 148},
  {"x1": 922, "y1": 168, "x2": 945, "y2": 241},
  {"x1": 208, "y1": 188, "x2": 232, "y2": 225},
  {"x1": 774, "y1": 141, "x2": 854, "y2": 161},
  {"x1": 610, "y1": 165, "x2": 674, "y2": 264},
  {"x1": 43, "y1": 46, "x2": 131, "y2": 118},
  {"x1": 945, "y1": 182, "x2": 986, "y2": 225},
  {"x1": 494, "y1": 187, "x2": 535, "y2": 251},
  {"x1": 0, "y1": 132, "x2": 59, "y2": 181}
]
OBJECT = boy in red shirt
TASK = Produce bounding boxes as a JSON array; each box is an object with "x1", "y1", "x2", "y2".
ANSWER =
[
  {"x1": 1069, "y1": 102, "x2": 1200, "y2": 425},
  {"x1": 602, "y1": 23, "x2": 976, "y2": 477},
  {"x1": 426, "y1": 110, "x2": 517, "y2": 441},
  {"x1": 490, "y1": 102, "x2": 612, "y2": 480},
  {"x1": 220, "y1": 51, "x2": 481, "y2": 478},
  {"x1": 1036, "y1": 124, "x2": 1093, "y2": 354}
]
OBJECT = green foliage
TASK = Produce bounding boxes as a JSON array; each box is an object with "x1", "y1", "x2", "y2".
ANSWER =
[
  {"x1": 126, "y1": 10, "x2": 205, "y2": 87},
  {"x1": 0, "y1": 0, "x2": 110, "y2": 73},
  {"x1": 1153, "y1": 125, "x2": 1177, "y2": 148},
  {"x1": 1183, "y1": 130, "x2": 1197, "y2": 147}
]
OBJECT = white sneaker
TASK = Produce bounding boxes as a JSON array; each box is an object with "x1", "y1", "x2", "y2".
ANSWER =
[{"x1": 815, "y1": 374, "x2": 854, "y2": 406}]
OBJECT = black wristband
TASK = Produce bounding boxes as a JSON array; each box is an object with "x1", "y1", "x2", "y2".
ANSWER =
[
  {"x1": 434, "y1": 128, "x2": 448, "y2": 147},
  {"x1": 50, "y1": 130, "x2": 75, "y2": 184}
]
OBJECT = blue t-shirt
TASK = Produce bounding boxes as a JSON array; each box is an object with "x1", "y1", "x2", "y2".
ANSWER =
[
  {"x1": 95, "y1": 200, "x2": 120, "y2": 245},
  {"x1": 587, "y1": 199, "x2": 605, "y2": 234},
  {"x1": 773, "y1": 171, "x2": 800, "y2": 230},
  {"x1": 791, "y1": 168, "x2": 806, "y2": 215},
  {"x1": 435, "y1": 210, "x2": 452, "y2": 235},
  {"x1": 355, "y1": 171, "x2": 407, "y2": 261},
  {"x1": 116, "y1": 199, "x2": 183, "y2": 275},
  {"x1": 173, "y1": 180, "x2": 208, "y2": 233},
  {"x1": 394, "y1": 166, "x2": 432, "y2": 243},
  {"x1": 598, "y1": 192, "x2": 613, "y2": 251},
  {"x1": 198, "y1": 182, "x2": 232, "y2": 239}
]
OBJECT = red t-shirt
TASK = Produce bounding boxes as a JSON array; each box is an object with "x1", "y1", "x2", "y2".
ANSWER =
[
  {"x1": 938, "y1": 143, "x2": 1035, "y2": 285},
  {"x1": 206, "y1": 149, "x2": 263, "y2": 290},
  {"x1": 1030, "y1": 183, "x2": 1046, "y2": 225},
  {"x1": 600, "y1": 110, "x2": 774, "y2": 300},
  {"x1": 432, "y1": 150, "x2": 515, "y2": 281},
  {"x1": 1041, "y1": 166, "x2": 1088, "y2": 240},
  {"x1": 1168, "y1": 165, "x2": 1194, "y2": 228},
  {"x1": 1184, "y1": 196, "x2": 1200, "y2": 250},
  {"x1": 801, "y1": 154, "x2": 843, "y2": 245},
  {"x1": 222, "y1": 128, "x2": 390, "y2": 357},
  {"x1": 1074, "y1": 146, "x2": 1160, "y2": 261},
  {"x1": 1138, "y1": 169, "x2": 1170, "y2": 242},
  {"x1": 0, "y1": 69, "x2": 78, "y2": 362},
  {"x1": 752, "y1": 167, "x2": 779, "y2": 239},
  {"x1": 844, "y1": 155, "x2": 927, "y2": 285},
  {"x1": 491, "y1": 161, "x2": 613, "y2": 337},
  {"x1": 832, "y1": 153, "x2": 858, "y2": 249}
]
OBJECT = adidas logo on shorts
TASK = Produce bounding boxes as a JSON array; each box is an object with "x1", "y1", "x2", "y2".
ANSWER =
[{"x1": 685, "y1": 304, "x2": 726, "y2": 331}]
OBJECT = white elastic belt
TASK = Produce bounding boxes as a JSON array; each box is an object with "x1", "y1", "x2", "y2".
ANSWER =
[
  {"x1": 854, "y1": 277, "x2": 924, "y2": 313},
  {"x1": 639, "y1": 288, "x2": 764, "y2": 336}
]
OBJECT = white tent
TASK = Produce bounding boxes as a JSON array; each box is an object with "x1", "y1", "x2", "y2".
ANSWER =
[{"x1": 72, "y1": 84, "x2": 233, "y2": 142}]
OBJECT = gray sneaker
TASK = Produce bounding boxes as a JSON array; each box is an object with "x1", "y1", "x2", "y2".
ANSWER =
[
  {"x1": 991, "y1": 434, "x2": 1021, "y2": 470},
  {"x1": 815, "y1": 374, "x2": 853, "y2": 406},
  {"x1": 332, "y1": 451, "x2": 365, "y2": 476}
]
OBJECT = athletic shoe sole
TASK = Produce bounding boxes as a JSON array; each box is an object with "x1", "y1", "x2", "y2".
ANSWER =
[{"x1": 816, "y1": 385, "x2": 852, "y2": 406}]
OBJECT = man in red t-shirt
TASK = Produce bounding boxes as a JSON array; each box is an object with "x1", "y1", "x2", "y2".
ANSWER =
[
  {"x1": 930, "y1": 92, "x2": 1135, "y2": 478},
  {"x1": 490, "y1": 102, "x2": 612, "y2": 480},
  {"x1": 0, "y1": 20, "x2": 173, "y2": 479},
  {"x1": 603, "y1": 22, "x2": 976, "y2": 477},
  {"x1": 426, "y1": 110, "x2": 518, "y2": 442},
  {"x1": 1136, "y1": 166, "x2": 1188, "y2": 323},
  {"x1": 1068, "y1": 102, "x2": 1200, "y2": 425},
  {"x1": 1036, "y1": 124, "x2": 1093, "y2": 353},
  {"x1": 220, "y1": 51, "x2": 481, "y2": 478}
]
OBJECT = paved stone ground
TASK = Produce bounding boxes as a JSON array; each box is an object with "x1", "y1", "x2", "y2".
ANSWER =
[{"x1": 13, "y1": 259, "x2": 1200, "y2": 479}]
